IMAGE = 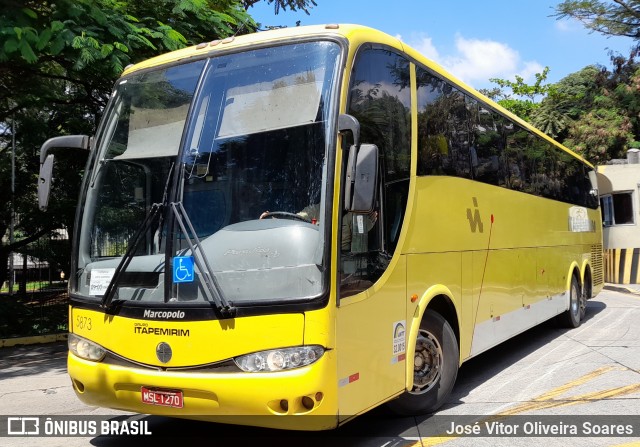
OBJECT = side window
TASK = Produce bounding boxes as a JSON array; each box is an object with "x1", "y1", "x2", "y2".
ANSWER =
[
  {"x1": 341, "y1": 48, "x2": 411, "y2": 297},
  {"x1": 416, "y1": 68, "x2": 471, "y2": 178},
  {"x1": 414, "y1": 64, "x2": 599, "y2": 210},
  {"x1": 504, "y1": 125, "x2": 540, "y2": 194},
  {"x1": 601, "y1": 195, "x2": 614, "y2": 226},
  {"x1": 471, "y1": 105, "x2": 506, "y2": 187},
  {"x1": 600, "y1": 192, "x2": 635, "y2": 226}
]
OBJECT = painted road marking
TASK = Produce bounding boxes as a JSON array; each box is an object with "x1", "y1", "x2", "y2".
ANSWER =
[{"x1": 408, "y1": 365, "x2": 640, "y2": 446}]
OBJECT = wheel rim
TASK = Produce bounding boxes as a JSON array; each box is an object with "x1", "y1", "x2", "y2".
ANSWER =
[
  {"x1": 570, "y1": 281, "x2": 580, "y2": 319},
  {"x1": 579, "y1": 288, "x2": 587, "y2": 318},
  {"x1": 410, "y1": 329, "x2": 443, "y2": 395}
]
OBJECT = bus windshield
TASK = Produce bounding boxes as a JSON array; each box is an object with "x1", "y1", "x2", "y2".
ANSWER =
[{"x1": 73, "y1": 40, "x2": 341, "y2": 307}]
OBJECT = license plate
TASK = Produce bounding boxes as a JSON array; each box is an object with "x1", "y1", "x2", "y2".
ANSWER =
[{"x1": 141, "y1": 387, "x2": 183, "y2": 408}]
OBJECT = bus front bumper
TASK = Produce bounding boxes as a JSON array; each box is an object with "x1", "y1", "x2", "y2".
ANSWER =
[{"x1": 67, "y1": 351, "x2": 338, "y2": 430}]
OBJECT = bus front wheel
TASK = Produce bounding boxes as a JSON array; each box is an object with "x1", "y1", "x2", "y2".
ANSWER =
[{"x1": 387, "y1": 309, "x2": 459, "y2": 415}]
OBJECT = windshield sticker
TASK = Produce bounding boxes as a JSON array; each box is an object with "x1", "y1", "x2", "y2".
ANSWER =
[
  {"x1": 357, "y1": 215, "x2": 365, "y2": 234},
  {"x1": 173, "y1": 256, "x2": 194, "y2": 283},
  {"x1": 89, "y1": 268, "x2": 116, "y2": 296}
]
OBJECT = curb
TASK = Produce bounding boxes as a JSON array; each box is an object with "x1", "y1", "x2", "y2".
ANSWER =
[
  {"x1": 603, "y1": 284, "x2": 640, "y2": 296},
  {"x1": 0, "y1": 333, "x2": 67, "y2": 348}
]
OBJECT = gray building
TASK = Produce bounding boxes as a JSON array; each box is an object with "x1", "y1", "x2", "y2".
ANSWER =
[{"x1": 597, "y1": 149, "x2": 640, "y2": 284}]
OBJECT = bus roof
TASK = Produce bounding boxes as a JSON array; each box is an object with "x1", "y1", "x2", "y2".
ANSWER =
[
  {"x1": 121, "y1": 24, "x2": 374, "y2": 76},
  {"x1": 122, "y1": 24, "x2": 594, "y2": 169}
]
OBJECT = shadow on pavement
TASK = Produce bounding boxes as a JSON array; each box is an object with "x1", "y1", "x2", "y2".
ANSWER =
[{"x1": 0, "y1": 341, "x2": 67, "y2": 379}]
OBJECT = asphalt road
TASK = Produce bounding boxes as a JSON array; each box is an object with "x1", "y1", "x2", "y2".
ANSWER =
[{"x1": 1, "y1": 288, "x2": 640, "y2": 447}]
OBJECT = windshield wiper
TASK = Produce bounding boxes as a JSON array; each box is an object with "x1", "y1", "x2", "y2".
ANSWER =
[
  {"x1": 101, "y1": 202, "x2": 163, "y2": 309},
  {"x1": 170, "y1": 201, "x2": 235, "y2": 318}
]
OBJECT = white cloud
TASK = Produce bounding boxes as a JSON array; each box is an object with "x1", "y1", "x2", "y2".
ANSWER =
[
  {"x1": 404, "y1": 33, "x2": 543, "y2": 88},
  {"x1": 555, "y1": 19, "x2": 579, "y2": 32},
  {"x1": 445, "y1": 35, "x2": 519, "y2": 83},
  {"x1": 518, "y1": 61, "x2": 546, "y2": 81},
  {"x1": 411, "y1": 34, "x2": 441, "y2": 61}
]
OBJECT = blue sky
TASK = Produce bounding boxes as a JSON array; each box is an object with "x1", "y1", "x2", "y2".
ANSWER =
[{"x1": 247, "y1": 0, "x2": 635, "y2": 90}]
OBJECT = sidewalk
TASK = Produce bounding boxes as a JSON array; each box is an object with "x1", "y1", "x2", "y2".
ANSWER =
[{"x1": 0, "y1": 333, "x2": 67, "y2": 348}]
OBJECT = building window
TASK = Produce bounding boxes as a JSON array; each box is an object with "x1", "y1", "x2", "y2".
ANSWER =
[{"x1": 601, "y1": 192, "x2": 634, "y2": 226}]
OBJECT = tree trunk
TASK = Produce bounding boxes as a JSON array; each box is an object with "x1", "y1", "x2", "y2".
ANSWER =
[
  {"x1": 19, "y1": 253, "x2": 27, "y2": 297},
  {"x1": 0, "y1": 249, "x2": 9, "y2": 293}
]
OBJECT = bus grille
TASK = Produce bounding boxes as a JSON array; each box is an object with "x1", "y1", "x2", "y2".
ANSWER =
[{"x1": 591, "y1": 244, "x2": 604, "y2": 285}]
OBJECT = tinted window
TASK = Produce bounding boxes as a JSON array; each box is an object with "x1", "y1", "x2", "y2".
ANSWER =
[
  {"x1": 415, "y1": 66, "x2": 597, "y2": 209},
  {"x1": 349, "y1": 49, "x2": 411, "y2": 183},
  {"x1": 416, "y1": 68, "x2": 471, "y2": 178},
  {"x1": 470, "y1": 103, "x2": 507, "y2": 187},
  {"x1": 342, "y1": 48, "x2": 412, "y2": 296}
]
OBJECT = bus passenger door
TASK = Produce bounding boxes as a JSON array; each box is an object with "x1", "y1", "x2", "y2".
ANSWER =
[
  {"x1": 334, "y1": 46, "x2": 413, "y2": 419},
  {"x1": 335, "y1": 175, "x2": 409, "y2": 418}
]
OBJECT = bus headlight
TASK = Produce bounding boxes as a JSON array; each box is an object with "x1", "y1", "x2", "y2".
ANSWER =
[
  {"x1": 234, "y1": 346, "x2": 325, "y2": 372},
  {"x1": 68, "y1": 333, "x2": 106, "y2": 362}
]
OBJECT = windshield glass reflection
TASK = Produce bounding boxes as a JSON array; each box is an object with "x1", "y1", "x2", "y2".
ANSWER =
[{"x1": 73, "y1": 41, "x2": 341, "y2": 308}]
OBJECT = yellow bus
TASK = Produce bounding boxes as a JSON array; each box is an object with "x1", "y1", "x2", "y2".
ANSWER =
[{"x1": 38, "y1": 24, "x2": 603, "y2": 430}]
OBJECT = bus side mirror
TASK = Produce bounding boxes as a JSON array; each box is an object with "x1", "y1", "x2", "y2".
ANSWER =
[
  {"x1": 350, "y1": 144, "x2": 379, "y2": 213},
  {"x1": 38, "y1": 154, "x2": 55, "y2": 211},
  {"x1": 340, "y1": 114, "x2": 363, "y2": 211},
  {"x1": 38, "y1": 135, "x2": 90, "y2": 211}
]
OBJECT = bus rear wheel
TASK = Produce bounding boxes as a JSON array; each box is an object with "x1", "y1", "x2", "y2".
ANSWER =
[
  {"x1": 387, "y1": 309, "x2": 459, "y2": 415},
  {"x1": 558, "y1": 275, "x2": 582, "y2": 328}
]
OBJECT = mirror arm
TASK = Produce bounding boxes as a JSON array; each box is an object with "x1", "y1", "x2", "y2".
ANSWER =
[
  {"x1": 338, "y1": 114, "x2": 360, "y2": 148},
  {"x1": 38, "y1": 135, "x2": 91, "y2": 211},
  {"x1": 39, "y1": 135, "x2": 90, "y2": 164}
]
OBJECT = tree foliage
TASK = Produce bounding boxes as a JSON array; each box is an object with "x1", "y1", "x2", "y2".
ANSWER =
[
  {"x1": 243, "y1": 0, "x2": 317, "y2": 15},
  {"x1": 485, "y1": 50, "x2": 640, "y2": 164},
  {"x1": 529, "y1": 53, "x2": 640, "y2": 163},
  {"x1": 483, "y1": 67, "x2": 554, "y2": 122},
  {"x1": 554, "y1": 0, "x2": 640, "y2": 39},
  {"x1": 0, "y1": 0, "x2": 263, "y2": 289},
  {"x1": 549, "y1": 1, "x2": 640, "y2": 162}
]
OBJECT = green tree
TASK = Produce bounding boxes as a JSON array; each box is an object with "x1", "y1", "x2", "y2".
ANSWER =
[
  {"x1": 530, "y1": 59, "x2": 640, "y2": 163},
  {"x1": 0, "y1": 0, "x2": 269, "y2": 291},
  {"x1": 550, "y1": 1, "x2": 640, "y2": 163},
  {"x1": 554, "y1": 0, "x2": 640, "y2": 39},
  {"x1": 243, "y1": 0, "x2": 317, "y2": 15},
  {"x1": 483, "y1": 67, "x2": 554, "y2": 122},
  {"x1": 564, "y1": 107, "x2": 634, "y2": 163},
  {"x1": 529, "y1": 66, "x2": 602, "y2": 139}
]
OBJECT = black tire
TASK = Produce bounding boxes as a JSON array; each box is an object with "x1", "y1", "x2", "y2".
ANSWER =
[
  {"x1": 580, "y1": 274, "x2": 591, "y2": 321},
  {"x1": 557, "y1": 275, "x2": 582, "y2": 328},
  {"x1": 387, "y1": 309, "x2": 459, "y2": 415}
]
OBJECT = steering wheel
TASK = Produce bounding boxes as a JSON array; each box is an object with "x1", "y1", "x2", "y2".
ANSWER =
[{"x1": 260, "y1": 211, "x2": 311, "y2": 223}]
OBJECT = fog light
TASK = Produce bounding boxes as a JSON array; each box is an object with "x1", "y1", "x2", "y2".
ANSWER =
[
  {"x1": 301, "y1": 396, "x2": 314, "y2": 410},
  {"x1": 72, "y1": 379, "x2": 85, "y2": 393}
]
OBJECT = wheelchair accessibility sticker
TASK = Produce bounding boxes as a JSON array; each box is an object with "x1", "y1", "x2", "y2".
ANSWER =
[{"x1": 173, "y1": 256, "x2": 194, "y2": 283}]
